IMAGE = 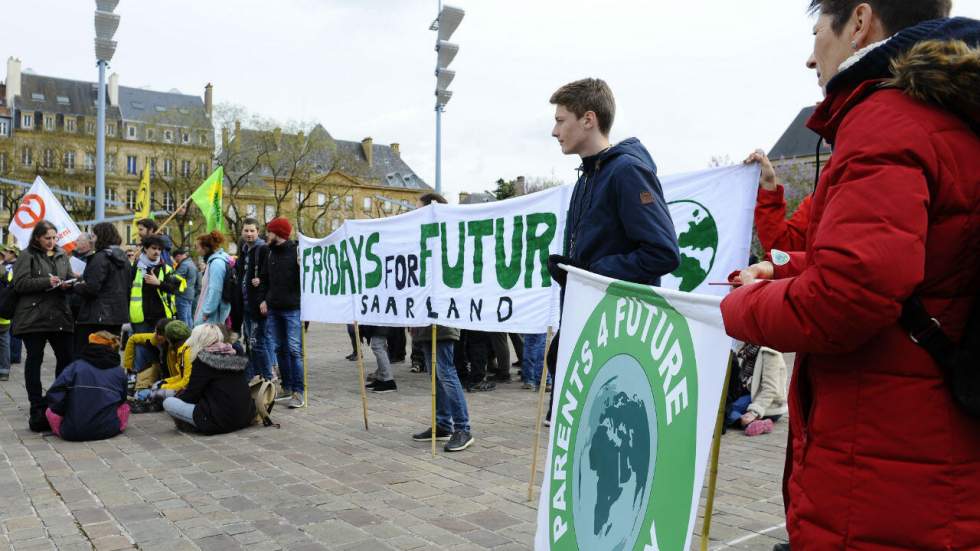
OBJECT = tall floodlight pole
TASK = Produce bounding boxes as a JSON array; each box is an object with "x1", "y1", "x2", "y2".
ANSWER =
[
  {"x1": 430, "y1": 3, "x2": 464, "y2": 194},
  {"x1": 94, "y1": 0, "x2": 120, "y2": 221}
]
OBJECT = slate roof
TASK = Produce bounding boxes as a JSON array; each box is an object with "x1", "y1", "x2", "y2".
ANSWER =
[
  {"x1": 459, "y1": 192, "x2": 494, "y2": 204},
  {"x1": 226, "y1": 124, "x2": 429, "y2": 191},
  {"x1": 15, "y1": 73, "x2": 121, "y2": 119},
  {"x1": 118, "y1": 86, "x2": 211, "y2": 130},
  {"x1": 769, "y1": 106, "x2": 833, "y2": 160}
]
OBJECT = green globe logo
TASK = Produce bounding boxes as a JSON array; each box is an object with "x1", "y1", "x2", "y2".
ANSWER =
[
  {"x1": 549, "y1": 282, "x2": 699, "y2": 551},
  {"x1": 663, "y1": 200, "x2": 718, "y2": 292}
]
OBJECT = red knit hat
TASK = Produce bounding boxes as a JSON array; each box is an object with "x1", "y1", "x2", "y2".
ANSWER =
[{"x1": 266, "y1": 217, "x2": 293, "y2": 240}]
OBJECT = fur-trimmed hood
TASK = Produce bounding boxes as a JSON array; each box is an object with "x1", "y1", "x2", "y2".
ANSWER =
[
  {"x1": 886, "y1": 39, "x2": 980, "y2": 128},
  {"x1": 196, "y1": 351, "x2": 247, "y2": 372}
]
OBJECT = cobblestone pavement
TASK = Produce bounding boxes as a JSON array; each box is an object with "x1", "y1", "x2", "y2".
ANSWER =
[{"x1": 0, "y1": 324, "x2": 789, "y2": 550}]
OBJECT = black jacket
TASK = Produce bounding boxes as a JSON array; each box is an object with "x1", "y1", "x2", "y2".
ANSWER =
[
  {"x1": 46, "y1": 344, "x2": 128, "y2": 441},
  {"x1": 75, "y1": 247, "x2": 132, "y2": 325},
  {"x1": 179, "y1": 350, "x2": 254, "y2": 435},
  {"x1": 12, "y1": 245, "x2": 74, "y2": 335},
  {"x1": 564, "y1": 138, "x2": 681, "y2": 286},
  {"x1": 236, "y1": 239, "x2": 270, "y2": 318},
  {"x1": 265, "y1": 240, "x2": 300, "y2": 311},
  {"x1": 131, "y1": 262, "x2": 182, "y2": 325}
]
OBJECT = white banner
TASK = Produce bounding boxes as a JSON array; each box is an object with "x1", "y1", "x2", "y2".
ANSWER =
[
  {"x1": 535, "y1": 266, "x2": 731, "y2": 551},
  {"x1": 299, "y1": 164, "x2": 758, "y2": 331},
  {"x1": 7, "y1": 176, "x2": 82, "y2": 251}
]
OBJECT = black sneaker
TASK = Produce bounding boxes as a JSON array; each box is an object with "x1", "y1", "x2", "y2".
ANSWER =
[
  {"x1": 0, "y1": 373, "x2": 9, "y2": 381},
  {"x1": 371, "y1": 380, "x2": 397, "y2": 393},
  {"x1": 28, "y1": 406, "x2": 50, "y2": 432},
  {"x1": 346, "y1": 353, "x2": 358, "y2": 361},
  {"x1": 444, "y1": 430, "x2": 474, "y2": 452},
  {"x1": 412, "y1": 426, "x2": 452, "y2": 441},
  {"x1": 772, "y1": 545, "x2": 790, "y2": 551},
  {"x1": 365, "y1": 379, "x2": 379, "y2": 389},
  {"x1": 173, "y1": 418, "x2": 197, "y2": 433}
]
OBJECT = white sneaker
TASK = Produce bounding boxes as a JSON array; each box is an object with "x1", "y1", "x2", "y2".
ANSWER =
[{"x1": 288, "y1": 392, "x2": 305, "y2": 408}]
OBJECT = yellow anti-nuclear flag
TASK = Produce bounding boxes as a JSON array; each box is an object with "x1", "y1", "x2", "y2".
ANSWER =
[{"x1": 131, "y1": 163, "x2": 151, "y2": 240}]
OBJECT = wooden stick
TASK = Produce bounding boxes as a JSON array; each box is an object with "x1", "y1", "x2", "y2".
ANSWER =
[
  {"x1": 353, "y1": 322, "x2": 370, "y2": 430},
  {"x1": 302, "y1": 320, "x2": 309, "y2": 409},
  {"x1": 431, "y1": 324, "x2": 438, "y2": 457},
  {"x1": 154, "y1": 195, "x2": 194, "y2": 235},
  {"x1": 528, "y1": 328, "x2": 555, "y2": 502},
  {"x1": 700, "y1": 352, "x2": 733, "y2": 551}
]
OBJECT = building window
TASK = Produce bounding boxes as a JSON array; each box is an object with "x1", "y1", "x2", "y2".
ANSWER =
[
  {"x1": 295, "y1": 192, "x2": 306, "y2": 205},
  {"x1": 150, "y1": 158, "x2": 157, "y2": 178},
  {"x1": 383, "y1": 200, "x2": 392, "y2": 212},
  {"x1": 84, "y1": 153, "x2": 96, "y2": 171},
  {"x1": 315, "y1": 219, "x2": 326, "y2": 234},
  {"x1": 44, "y1": 115, "x2": 55, "y2": 131},
  {"x1": 0, "y1": 153, "x2": 8, "y2": 172},
  {"x1": 126, "y1": 189, "x2": 137, "y2": 209},
  {"x1": 182, "y1": 132, "x2": 189, "y2": 144},
  {"x1": 0, "y1": 120, "x2": 8, "y2": 136},
  {"x1": 362, "y1": 197, "x2": 372, "y2": 211},
  {"x1": 106, "y1": 188, "x2": 117, "y2": 203},
  {"x1": 63, "y1": 151, "x2": 76, "y2": 170},
  {"x1": 85, "y1": 186, "x2": 95, "y2": 207},
  {"x1": 164, "y1": 192, "x2": 175, "y2": 211},
  {"x1": 21, "y1": 147, "x2": 32, "y2": 166},
  {"x1": 146, "y1": 128, "x2": 154, "y2": 141},
  {"x1": 265, "y1": 205, "x2": 275, "y2": 222},
  {"x1": 42, "y1": 149, "x2": 54, "y2": 169},
  {"x1": 85, "y1": 120, "x2": 95, "y2": 134},
  {"x1": 345, "y1": 196, "x2": 353, "y2": 209},
  {"x1": 126, "y1": 155, "x2": 137, "y2": 175},
  {"x1": 107, "y1": 154, "x2": 117, "y2": 173},
  {"x1": 199, "y1": 132, "x2": 208, "y2": 145},
  {"x1": 22, "y1": 114, "x2": 33, "y2": 129},
  {"x1": 331, "y1": 218, "x2": 340, "y2": 230},
  {"x1": 163, "y1": 159, "x2": 174, "y2": 177},
  {"x1": 106, "y1": 123, "x2": 116, "y2": 137},
  {"x1": 198, "y1": 162, "x2": 208, "y2": 176},
  {"x1": 65, "y1": 119, "x2": 76, "y2": 133},
  {"x1": 164, "y1": 130, "x2": 173, "y2": 142},
  {"x1": 317, "y1": 193, "x2": 326, "y2": 207},
  {"x1": 246, "y1": 203, "x2": 257, "y2": 217},
  {"x1": 181, "y1": 160, "x2": 191, "y2": 178}
]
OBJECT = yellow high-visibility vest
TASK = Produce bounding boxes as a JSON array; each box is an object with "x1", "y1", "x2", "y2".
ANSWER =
[{"x1": 129, "y1": 263, "x2": 186, "y2": 324}]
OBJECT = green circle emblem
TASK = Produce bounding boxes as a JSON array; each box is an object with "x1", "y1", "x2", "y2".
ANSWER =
[
  {"x1": 548, "y1": 282, "x2": 699, "y2": 551},
  {"x1": 664, "y1": 200, "x2": 718, "y2": 292}
]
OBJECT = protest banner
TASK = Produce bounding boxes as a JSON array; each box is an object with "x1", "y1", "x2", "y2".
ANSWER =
[
  {"x1": 8, "y1": 176, "x2": 82, "y2": 251},
  {"x1": 534, "y1": 266, "x2": 731, "y2": 551}
]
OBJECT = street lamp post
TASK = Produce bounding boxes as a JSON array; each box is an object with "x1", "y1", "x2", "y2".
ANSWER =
[
  {"x1": 430, "y1": 3, "x2": 464, "y2": 194},
  {"x1": 94, "y1": 0, "x2": 121, "y2": 222}
]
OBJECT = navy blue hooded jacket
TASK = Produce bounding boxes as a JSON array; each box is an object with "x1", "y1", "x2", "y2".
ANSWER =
[
  {"x1": 564, "y1": 138, "x2": 680, "y2": 285},
  {"x1": 46, "y1": 344, "x2": 128, "y2": 441}
]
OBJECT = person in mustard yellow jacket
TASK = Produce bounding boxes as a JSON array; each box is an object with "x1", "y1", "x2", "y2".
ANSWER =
[{"x1": 122, "y1": 318, "x2": 171, "y2": 391}]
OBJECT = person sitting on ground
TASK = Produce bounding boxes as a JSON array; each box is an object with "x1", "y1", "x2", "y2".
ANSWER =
[
  {"x1": 163, "y1": 323, "x2": 254, "y2": 435},
  {"x1": 142, "y1": 320, "x2": 193, "y2": 405},
  {"x1": 123, "y1": 317, "x2": 173, "y2": 396},
  {"x1": 361, "y1": 325, "x2": 397, "y2": 393},
  {"x1": 45, "y1": 331, "x2": 129, "y2": 441},
  {"x1": 726, "y1": 343, "x2": 788, "y2": 437}
]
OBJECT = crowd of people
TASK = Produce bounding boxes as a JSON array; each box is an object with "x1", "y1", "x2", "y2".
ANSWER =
[{"x1": 0, "y1": 214, "x2": 308, "y2": 440}]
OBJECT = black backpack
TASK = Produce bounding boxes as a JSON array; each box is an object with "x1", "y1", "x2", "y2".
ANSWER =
[
  {"x1": 209, "y1": 257, "x2": 238, "y2": 305},
  {"x1": 901, "y1": 294, "x2": 980, "y2": 417}
]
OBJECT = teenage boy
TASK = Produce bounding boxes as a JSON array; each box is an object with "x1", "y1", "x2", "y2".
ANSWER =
[{"x1": 237, "y1": 218, "x2": 272, "y2": 381}]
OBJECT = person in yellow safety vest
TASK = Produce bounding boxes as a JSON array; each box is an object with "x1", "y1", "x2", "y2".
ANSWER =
[
  {"x1": 130, "y1": 235, "x2": 186, "y2": 331},
  {"x1": 0, "y1": 257, "x2": 12, "y2": 381}
]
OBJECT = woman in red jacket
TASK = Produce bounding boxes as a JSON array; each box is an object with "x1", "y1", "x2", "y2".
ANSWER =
[
  {"x1": 722, "y1": 4, "x2": 980, "y2": 550},
  {"x1": 745, "y1": 149, "x2": 812, "y2": 253}
]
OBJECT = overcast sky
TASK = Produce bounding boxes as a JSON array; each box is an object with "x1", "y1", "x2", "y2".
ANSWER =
[{"x1": 5, "y1": 1, "x2": 980, "y2": 200}]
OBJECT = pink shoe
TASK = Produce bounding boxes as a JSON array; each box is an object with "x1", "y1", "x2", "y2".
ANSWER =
[{"x1": 744, "y1": 418, "x2": 774, "y2": 437}]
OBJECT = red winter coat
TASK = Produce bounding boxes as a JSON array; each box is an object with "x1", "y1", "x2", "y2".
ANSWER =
[
  {"x1": 755, "y1": 187, "x2": 811, "y2": 252},
  {"x1": 722, "y1": 33, "x2": 980, "y2": 550}
]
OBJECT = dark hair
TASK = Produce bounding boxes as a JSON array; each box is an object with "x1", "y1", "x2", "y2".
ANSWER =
[
  {"x1": 418, "y1": 192, "x2": 447, "y2": 206},
  {"x1": 549, "y1": 78, "x2": 616, "y2": 136},
  {"x1": 136, "y1": 218, "x2": 159, "y2": 232},
  {"x1": 196, "y1": 230, "x2": 225, "y2": 255},
  {"x1": 154, "y1": 317, "x2": 172, "y2": 335},
  {"x1": 29, "y1": 220, "x2": 58, "y2": 250},
  {"x1": 173, "y1": 247, "x2": 189, "y2": 256},
  {"x1": 808, "y1": 0, "x2": 951, "y2": 35},
  {"x1": 241, "y1": 217, "x2": 259, "y2": 229},
  {"x1": 142, "y1": 235, "x2": 166, "y2": 250},
  {"x1": 92, "y1": 222, "x2": 121, "y2": 248}
]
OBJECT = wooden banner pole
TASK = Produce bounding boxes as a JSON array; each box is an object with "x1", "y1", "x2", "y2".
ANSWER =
[
  {"x1": 527, "y1": 327, "x2": 555, "y2": 502},
  {"x1": 700, "y1": 352, "x2": 733, "y2": 551},
  {"x1": 353, "y1": 322, "x2": 370, "y2": 430}
]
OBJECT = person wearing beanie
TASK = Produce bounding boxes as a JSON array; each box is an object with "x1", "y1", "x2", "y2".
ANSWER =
[
  {"x1": 45, "y1": 331, "x2": 130, "y2": 441},
  {"x1": 150, "y1": 320, "x2": 194, "y2": 402},
  {"x1": 262, "y1": 218, "x2": 305, "y2": 408}
]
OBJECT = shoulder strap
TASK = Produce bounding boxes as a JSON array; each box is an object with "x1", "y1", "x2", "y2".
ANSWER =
[{"x1": 900, "y1": 296, "x2": 955, "y2": 367}]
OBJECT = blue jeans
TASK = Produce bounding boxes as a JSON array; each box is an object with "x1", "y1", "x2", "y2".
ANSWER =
[
  {"x1": 163, "y1": 396, "x2": 196, "y2": 426},
  {"x1": 423, "y1": 340, "x2": 470, "y2": 433},
  {"x1": 0, "y1": 328, "x2": 9, "y2": 376},
  {"x1": 10, "y1": 334, "x2": 22, "y2": 363},
  {"x1": 132, "y1": 322, "x2": 159, "y2": 373},
  {"x1": 266, "y1": 309, "x2": 304, "y2": 393},
  {"x1": 175, "y1": 297, "x2": 194, "y2": 328},
  {"x1": 521, "y1": 333, "x2": 546, "y2": 386},
  {"x1": 243, "y1": 314, "x2": 273, "y2": 380}
]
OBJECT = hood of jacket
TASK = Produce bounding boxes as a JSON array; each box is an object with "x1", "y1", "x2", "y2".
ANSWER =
[
  {"x1": 885, "y1": 37, "x2": 980, "y2": 128},
  {"x1": 197, "y1": 350, "x2": 247, "y2": 372},
  {"x1": 241, "y1": 238, "x2": 266, "y2": 253},
  {"x1": 581, "y1": 137, "x2": 658, "y2": 176},
  {"x1": 206, "y1": 248, "x2": 231, "y2": 264},
  {"x1": 101, "y1": 246, "x2": 129, "y2": 269},
  {"x1": 78, "y1": 344, "x2": 122, "y2": 369}
]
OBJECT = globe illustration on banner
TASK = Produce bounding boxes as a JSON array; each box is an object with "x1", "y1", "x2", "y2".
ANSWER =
[
  {"x1": 662, "y1": 200, "x2": 718, "y2": 292},
  {"x1": 572, "y1": 354, "x2": 657, "y2": 551}
]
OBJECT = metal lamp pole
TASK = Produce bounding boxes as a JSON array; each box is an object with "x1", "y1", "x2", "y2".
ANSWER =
[
  {"x1": 94, "y1": 0, "x2": 120, "y2": 222},
  {"x1": 431, "y1": 3, "x2": 463, "y2": 195}
]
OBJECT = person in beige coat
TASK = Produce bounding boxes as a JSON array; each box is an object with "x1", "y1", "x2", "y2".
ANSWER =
[{"x1": 728, "y1": 344, "x2": 788, "y2": 436}]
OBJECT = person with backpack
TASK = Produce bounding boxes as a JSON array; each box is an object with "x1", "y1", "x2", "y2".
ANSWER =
[
  {"x1": 12, "y1": 220, "x2": 75, "y2": 432},
  {"x1": 194, "y1": 231, "x2": 232, "y2": 327},
  {"x1": 162, "y1": 323, "x2": 254, "y2": 435},
  {"x1": 261, "y1": 218, "x2": 305, "y2": 408},
  {"x1": 236, "y1": 218, "x2": 273, "y2": 382},
  {"x1": 45, "y1": 331, "x2": 129, "y2": 441},
  {"x1": 173, "y1": 248, "x2": 201, "y2": 328},
  {"x1": 722, "y1": 5, "x2": 980, "y2": 549},
  {"x1": 73, "y1": 222, "x2": 131, "y2": 352}
]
